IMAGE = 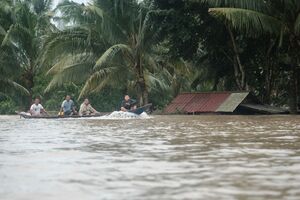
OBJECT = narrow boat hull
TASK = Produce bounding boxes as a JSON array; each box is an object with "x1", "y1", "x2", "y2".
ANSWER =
[
  {"x1": 128, "y1": 103, "x2": 152, "y2": 115},
  {"x1": 19, "y1": 113, "x2": 106, "y2": 119},
  {"x1": 18, "y1": 104, "x2": 152, "y2": 119}
]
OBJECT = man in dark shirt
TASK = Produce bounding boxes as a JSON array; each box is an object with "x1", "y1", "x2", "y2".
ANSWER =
[{"x1": 120, "y1": 95, "x2": 137, "y2": 111}]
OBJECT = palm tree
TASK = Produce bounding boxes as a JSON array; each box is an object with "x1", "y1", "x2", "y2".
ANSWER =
[
  {"x1": 43, "y1": 0, "x2": 167, "y2": 106},
  {"x1": 201, "y1": 0, "x2": 300, "y2": 113},
  {"x1": 0, "y1": 0, "x2": 29, "y2": 96},
  {"x1": 1, "y1": 0, "x2": 55, "y2": 105}
]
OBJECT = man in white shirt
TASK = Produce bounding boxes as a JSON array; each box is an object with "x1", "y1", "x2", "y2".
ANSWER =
[{"x1": 30, "y1": 98, "x2": 47, "y2": 116}]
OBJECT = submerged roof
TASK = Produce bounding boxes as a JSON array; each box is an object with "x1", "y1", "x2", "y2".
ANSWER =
[
  {"x1": 164, "y1": 92, "x2": 249, "y2": 114},
  {"x1": 216, "y1": 92, "x2": 249, "y2": 112}
]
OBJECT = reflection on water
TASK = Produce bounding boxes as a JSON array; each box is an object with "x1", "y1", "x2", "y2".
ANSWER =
[{"x1": 0, "y1": 115, "x2": 300, "y2": 200}]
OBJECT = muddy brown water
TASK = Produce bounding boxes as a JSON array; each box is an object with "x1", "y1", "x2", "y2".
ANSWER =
[{"x1": 0, "y1": 115, "x2": 300, "y2": 200}]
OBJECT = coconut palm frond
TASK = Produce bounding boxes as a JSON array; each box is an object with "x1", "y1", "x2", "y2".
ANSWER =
[
  {"x1": 86, "y1": 4, "x2": 104, "y2": 19},
  {"x1": 83, "y1": 3, "x2": 130, "y2": 44},
  {"x1": 79, "y1": 66, "x2": 120, "y2": 98},
  {"x1": 45, "y1": 61, "x2": 94, "y2": 92},
  {"x1": 138, "y1": 10, "x2": 167, "y2": 51},
  {"x1": 2, "y1": 24, "x2": 33, "y2": 47},
  {"x1": 0, "y1": 78, "x2": 29, "y2": 95},
  {"x1": 46, "y1": 55, "x2": 72, "y2": 75},
  {"x1": 143, "y1": 53, "x2": 159, "y2": 72},
  {"x1": 54, "y1": 0, "x2": 87, "y2": 24},
  {"x1": 40, "y1": 27, "x2": 99, "y2": 68},
  {"x1": 145, "y1": 73, "x2": 170, "y2": 93},
  {"x1": 209, "y1": 7, "x2": 283, "y2": 36},
  {"x1": 94, "y1": 44, "x2": 133, "y2": 70},
  {"x1": 46, "y1": 52, "x2": 94, "y2": 75},
  {"x1": 199, "y1": 0, "x2": 268, "y2": 12}
]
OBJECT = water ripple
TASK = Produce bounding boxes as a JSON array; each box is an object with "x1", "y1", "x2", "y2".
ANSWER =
[{"x1": 0, "y1": 115, "x2": 300, "y2": 199}]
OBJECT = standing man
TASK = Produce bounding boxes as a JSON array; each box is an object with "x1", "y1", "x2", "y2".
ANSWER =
[
  {"x1": 79, "y1": 98, "x2": 99, "y2": 116},
  {"x1": 60, "y1": 95, "x2": 77, "y2": 116},
  {"x1": 120, "y1": 95, "x2": 137, "y2": 111},
  {"x1": 30, "y1": 98, "x2": 48, "y2": 116}
]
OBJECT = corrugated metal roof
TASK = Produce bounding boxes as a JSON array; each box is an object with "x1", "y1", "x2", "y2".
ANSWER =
[
  {"x1": 164, "y1": 92, "x2": 249, "y2": 114},
  {"x1": 163, "y1": 93, "x2": 195, "y2": 113},
  {"x1": 184, "y1": 93, "x2": 230, "y2": 113},
  {"x1": 216, "y1": 92, "x2": 249, "y2": 112},
  {"x1": 163, "y1": 103, "x2": 186, "y2": 113}
]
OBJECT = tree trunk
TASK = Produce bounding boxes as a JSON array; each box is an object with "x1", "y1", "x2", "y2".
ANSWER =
[
  {"x1": 22, "y1": 69, "x2": 34, "y2": 108},
  {"x1": 227, "y1": 25, "x2": 246, "y2": 90},
  {"x1": 136, "y1": 77, "x2": 148, "y2": 106},
  {"x1": 264, "y1": 67, "x2": 272, "y2": 104},
  {"x1": 212, "y1": 76, "x2": 219, "y2": 91},
  {"x1": 135, "y1": 56, "x2": 148, "y2": 106},
  {"x1": 263, "y1": 40, "x2": 275, "y2": 104},
  {"x1": 142, "y1": 83, "x2": 149, "y2": 105},
  {"x1": 288, "y1": 35, "x2": 299, "y2": 114},
  {"x1": 233, "y1": 61, "x2": 242, "y2": 90},
  {"x1": 289, "y1": 63, "x2": 298, "y2": 114}
]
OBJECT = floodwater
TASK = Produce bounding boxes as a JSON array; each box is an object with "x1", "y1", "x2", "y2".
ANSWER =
[{"x1": 0, "y1": 114, "x2": 300, "y2": 200}]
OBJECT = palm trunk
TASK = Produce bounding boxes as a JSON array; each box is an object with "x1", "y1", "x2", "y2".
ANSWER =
[
  {"x1": 264, "y1": 67, "x2": 272, "y2": 104},
  {"x1": 288, "y1": 36, "x2": 299, "y2": 114},
  {"x1": 263, "y1": 40, "x2": 275, "y2": 104},
  {"x1": 227, "y1": 25, "x2": 246, "y2": 90},
  {"x1": 135, "y1": 56, "x2": 148, "y2": 106},
  {"x1": 27, "y1": 74, "x2": 34, "y2": 108},
  {"x1": 136, "y1": 78, "x2": 148, "y2": 106},
  {"x1": 289, "y1": 63, "x2": 298, "y2": 114},
  {"x1": 22, "y1": 69, "x2": 34, "y2": 108},
  {"x1": 233, "y1": 61, "x2": 242, "y2": 90},
  {"x1": 142, "y1": 84, "x2": 149, "y2": 105}
]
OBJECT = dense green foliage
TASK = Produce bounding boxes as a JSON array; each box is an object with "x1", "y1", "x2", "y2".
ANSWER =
[{"x1": 0, "y1": 0, "x2": 299, "y2": 113}]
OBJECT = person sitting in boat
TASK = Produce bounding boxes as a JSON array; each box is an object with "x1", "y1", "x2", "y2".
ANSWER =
[
  {"x1": 79, "y1": 98, "x2": 99, "y2": 116},
  {"x1": 30, "y1": 98, "x2": 48, "y2": 116},
  {"x1": 120, "y1": 95, "x2": 137, "y2": 111},
  {"x1": 60, "y1": 95, "x2": 77, "y2": 116}
]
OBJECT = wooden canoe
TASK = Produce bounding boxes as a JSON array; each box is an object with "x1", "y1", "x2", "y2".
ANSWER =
[{"x1": 18, "y1": 104, "x2": 152, "y2": 119}]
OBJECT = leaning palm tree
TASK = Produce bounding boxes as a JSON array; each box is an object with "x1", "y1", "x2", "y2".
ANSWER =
[
  {"x1": 43, "y1": 0, "x2": 167, "y2": 106},
  {"x1": 200, "y1": 0, "x2": 300, "y2": 113}
]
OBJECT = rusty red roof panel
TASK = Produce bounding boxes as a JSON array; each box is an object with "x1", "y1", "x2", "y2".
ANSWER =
[
  {"x1": 163, "y1": 103, "x2": 186, "y2": 113},
  {"x1": 184, "y1": 93, "x2": 230, "y2": 113},
  {"x1": 164, "y1": 92, "x2": 234, "y2": 114},
  {"x1": 163, "y1": 93, "x2": 194, "y2": 113},
  {"x1": 172, "y1": 93, "x2": 195, "y2": 103}
]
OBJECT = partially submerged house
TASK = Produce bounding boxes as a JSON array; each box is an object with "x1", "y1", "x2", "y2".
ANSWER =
[{"x1": 164, "y1": 92, "x2": 288, "y2": 114}]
